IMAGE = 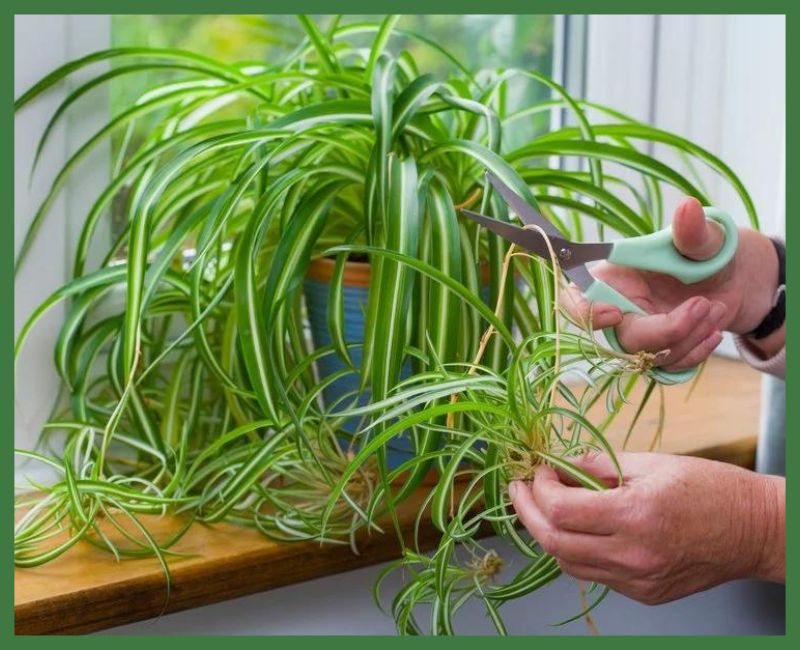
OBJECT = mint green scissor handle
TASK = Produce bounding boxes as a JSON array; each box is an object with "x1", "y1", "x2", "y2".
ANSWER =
[{"x1": 583, "y1": 207, "x2": 738, "y2": 385}]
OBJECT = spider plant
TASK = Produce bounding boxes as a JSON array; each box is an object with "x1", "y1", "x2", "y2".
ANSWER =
[{"x1": 14, "y1": 15, "x2": 757, "y2": 634}]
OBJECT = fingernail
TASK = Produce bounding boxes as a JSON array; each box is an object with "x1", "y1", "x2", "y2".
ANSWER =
[
  {"x1": 597, "y1": 307, "x2": 622, "y2": 321},
  {"x1": 508, "y1": 481, "x2": 519, "y2": 499},
  {"x1": 691, "y1": 298, "x2": 711, "y2": 319},
  {"x1": 709, "y1": 300, "x2": 727, "y2": 324}
]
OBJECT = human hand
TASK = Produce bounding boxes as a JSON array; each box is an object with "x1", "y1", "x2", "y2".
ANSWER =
[
  {"x1": 565, "y1": 198, "x2": 783, "y2": 369},
  {"x1": 508, "y1": 452, "x2": 785, "y2": 605}
]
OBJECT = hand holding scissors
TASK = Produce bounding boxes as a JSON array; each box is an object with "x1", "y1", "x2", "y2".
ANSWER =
[{"x1": 461, "y1": 172, "x2": 739, "y2": 384}]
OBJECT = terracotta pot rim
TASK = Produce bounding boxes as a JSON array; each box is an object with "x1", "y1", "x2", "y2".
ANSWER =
[
  {"x1": 307, "y1": 255, "x2": 501, "y2": 288},
  {"x1": 307, "y1": 256, "x2": 371, "y2": 287}
]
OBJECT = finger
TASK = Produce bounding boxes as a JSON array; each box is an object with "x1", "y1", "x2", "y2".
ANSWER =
[
  {"x1": 556, "y1": 451, "x2": 623, "y2": 485},
  {"x1": 509, "y1": 479, "x2": 553, "y2": 543},
  {"x1": 556, "y1": 559, "x2": 617, "y2": 585},
  {"x1": 672, "y1": 197, "x2": 725, "y2": 261},
  {"x1": 566, "y1": 451, "x2": 665, "y2": 484},
  {"x1": 617, "y1": 295, "x2": 718, "y2": 355},
  {"x1": 562, "y1": 281, "x2": 623, "y2": 330},
  {"x1": 531, "y1": 464, "x2": 618, "y2": 534},
  {"x1": 649, "y1": 299, "x2": 727, "y2": 364},
  {"x1": 509, "y1": 480, "x2": 618, "y2": 563},
  {"x1": 662, "y1": 329, "x2": 723, "y2": 371}
]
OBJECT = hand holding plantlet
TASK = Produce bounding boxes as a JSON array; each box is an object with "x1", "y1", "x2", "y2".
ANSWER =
[{"x1": 509, "y1": 452, "x2": 786, "y2": 605}]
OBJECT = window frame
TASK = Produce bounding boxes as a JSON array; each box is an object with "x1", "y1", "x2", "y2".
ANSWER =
[{"x1": 14, "y1": 15, "x2": 111, "y2": 462}]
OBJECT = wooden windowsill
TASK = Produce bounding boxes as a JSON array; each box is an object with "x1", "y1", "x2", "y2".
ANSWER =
[{"x1": 14, "y1": 356, "x2": 761, "y2": 635}]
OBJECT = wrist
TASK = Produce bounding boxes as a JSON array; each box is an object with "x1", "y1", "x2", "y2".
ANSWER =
[
  {"x1": 741, "y1": 474, "x2": 785, "y2": 583},
  {"x1": 747, "y1": 322, "x2": 785, "y2": 360},
  {"x1": 730, "y1": 230, "x2": 781, "y2": 335}
]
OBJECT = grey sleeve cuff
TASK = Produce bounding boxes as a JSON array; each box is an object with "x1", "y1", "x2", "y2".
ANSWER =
[
  {"x1": 734, "y1": 335, "x2": 786, "y2": 379},
  {"x1": 732, "y1": 235, "x2": 785, "y2": 379}
]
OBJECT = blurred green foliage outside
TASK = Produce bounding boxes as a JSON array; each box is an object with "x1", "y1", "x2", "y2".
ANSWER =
[{"x1": 110, "y1": 15, "x2": 555, "y2": 154}]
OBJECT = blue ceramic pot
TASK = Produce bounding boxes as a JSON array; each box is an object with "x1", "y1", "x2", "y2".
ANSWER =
[{"x1": 304, "y1": 258, "x2": 414, "y2": 468}]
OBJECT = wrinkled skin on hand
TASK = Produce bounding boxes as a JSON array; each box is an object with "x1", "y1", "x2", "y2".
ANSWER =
[{"x1": 509, "y1": 452, "x2": 785, "y2": 605}]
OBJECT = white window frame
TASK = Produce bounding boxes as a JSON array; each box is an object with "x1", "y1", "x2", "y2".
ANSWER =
[
  {"x1": 583, "y1": 14, "x2": 785, "y2": 358},
  {"x1": 14, "y1": 15, "x2": 111, "y2": 463},
  {"x1": 584, "y1": 14, "x2": 785, "y2": 234}
]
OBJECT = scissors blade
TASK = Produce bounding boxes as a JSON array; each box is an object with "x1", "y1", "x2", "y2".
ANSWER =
[
  {"x1": 563, "y1": 263, "x2": 596, "y2": 292},
  {"x1": 482, "y1": 171, "x2": 615, "y2": 286},
  {"x1": 462, "y1": 208, "x2": 613, "y2": 266},
  {"x1": 461, "y1": 208, "x2": 615, "y2": 293},
  {"x1": 485, "y1": 170, "x2": 563, "y2": 239},
  {"x1": 558, "y1": 240, "x2": 614, "y2": 269},
  {"x1": 461, "y1": 209, "x2": 569, "y2": 261}
]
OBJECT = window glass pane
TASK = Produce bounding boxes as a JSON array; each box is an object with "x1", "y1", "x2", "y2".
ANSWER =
[
  {"x1": 111, "y1": 15, "x2": 554, "y2": 73},
  {"x1": 110, "y1": 15, "x2": 555, "y2": 146},
  {"x1": 108, "y1": 15, "x2": 555, "y2": 240}
]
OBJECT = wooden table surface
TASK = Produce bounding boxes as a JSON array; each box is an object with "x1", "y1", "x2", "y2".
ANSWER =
[
  {"x1": 14, "y1": 356, "x2": 761, "y2": 635},
  {"x1": 595, "y1": 356, "x2": 760, "y2": 466}
]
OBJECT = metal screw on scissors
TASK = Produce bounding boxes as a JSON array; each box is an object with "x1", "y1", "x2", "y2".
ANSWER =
[{"x1": 461, "y1": 171, "x2": 739, "y2": 385}]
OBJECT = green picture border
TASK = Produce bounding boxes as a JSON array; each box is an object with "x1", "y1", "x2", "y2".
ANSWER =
[{"x1": 3, "y1": 1, "x2": 793, "y2": 645}]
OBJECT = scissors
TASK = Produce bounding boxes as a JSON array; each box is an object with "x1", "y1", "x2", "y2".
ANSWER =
[{"x1": 461, "y1": 171, "x2": 739, "y2": 385}]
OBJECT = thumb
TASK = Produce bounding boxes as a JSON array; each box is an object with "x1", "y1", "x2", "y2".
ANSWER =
[
  {"x1": 557, "y1": 451, "x2": 657, "y2": 487},
  {"x1": 672, "y1": 197, "x2": 724, "y2": 261},
  {"x1": 554, "y1": 452, "x2": 621, "y2": 487}
]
